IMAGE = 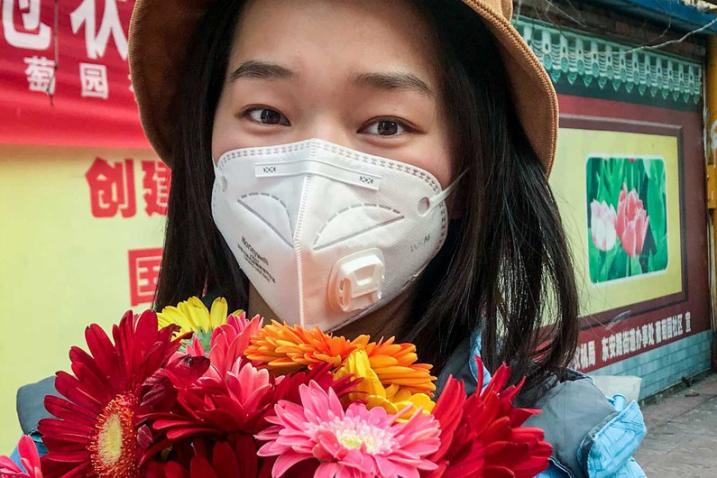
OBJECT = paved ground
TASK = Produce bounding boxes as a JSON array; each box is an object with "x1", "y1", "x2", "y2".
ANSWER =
[{"x1": 635, "y1": 373, "x2": 717, "y2": 477}]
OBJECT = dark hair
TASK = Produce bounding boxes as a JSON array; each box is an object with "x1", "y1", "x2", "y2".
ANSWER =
[{"x1": 155, "y1": 0, "x2": 579, "y2": 389}]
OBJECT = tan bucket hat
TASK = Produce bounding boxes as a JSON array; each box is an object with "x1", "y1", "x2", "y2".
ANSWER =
[{"x1": 128, "y1": 0, "x2": 558, "y2": 174}]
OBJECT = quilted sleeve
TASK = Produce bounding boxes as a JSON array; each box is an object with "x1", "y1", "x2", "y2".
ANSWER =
[{"x1": 579, "y1": 394, "x2": 647, "y2": 478}]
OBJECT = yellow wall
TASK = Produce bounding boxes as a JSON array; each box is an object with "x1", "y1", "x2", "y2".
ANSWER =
[{"x1": 0, "y1": 145, "x2": 165, "y2": 451}]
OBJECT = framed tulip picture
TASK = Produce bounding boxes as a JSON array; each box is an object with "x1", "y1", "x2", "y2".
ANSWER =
[
  {"x1": 550, "y1": 116, "x2": 686, "y2": 323},
  {"x1": 586, "y1": 156, "x2": 668, "y2": 284}
]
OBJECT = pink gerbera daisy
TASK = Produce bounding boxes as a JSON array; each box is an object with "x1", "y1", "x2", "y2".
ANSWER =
[
  {"x1": 256, "y1": 381, "x2": 440, "y2": 478},
  {"x1": 0, "y1": 436, "x2": 43, "y2": 478}
]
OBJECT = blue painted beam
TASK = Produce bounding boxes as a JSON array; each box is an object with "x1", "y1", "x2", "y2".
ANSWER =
[{"x1": 586, "y1": 0, "x2": 717, "y2": 34}]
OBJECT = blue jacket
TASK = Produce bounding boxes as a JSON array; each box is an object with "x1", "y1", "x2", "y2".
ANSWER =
[
  {"x1": 436, "y1": 330, "x2": 647, "y2": 478},
  {"x1": 13, "y1": 330, "x2": 646, "y2": 477}
]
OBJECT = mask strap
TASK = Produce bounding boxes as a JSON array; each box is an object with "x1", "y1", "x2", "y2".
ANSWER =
[{"x1": 425, "y1": 170, "x2": 467, "y2": 212}]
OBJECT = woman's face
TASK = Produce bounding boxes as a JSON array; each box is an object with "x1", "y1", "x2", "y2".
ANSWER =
[{"x1": 211, "y1": 0, "x2": 454, "y2": 188}]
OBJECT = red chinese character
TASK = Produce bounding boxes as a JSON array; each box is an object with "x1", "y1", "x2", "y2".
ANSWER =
[
  {"x1": 141, "y1": 160, "x2": 171, "y2": 215},
  {"x1": 128, "y1": 247, "x2": 163, "y2": 306},
  {"x1": 85, "y1": 157, "x2": 136, "y2": 218}
]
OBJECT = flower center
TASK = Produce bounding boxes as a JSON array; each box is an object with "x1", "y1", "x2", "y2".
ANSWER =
[
  {"x1": 325, "y1": 416, "x2": 395, "y2": 455},
  {"x1": 89, "y1": 394, "x2": 138, "y2": 478},
  {"x1": 99, "y1": 414, "x2": 123, "y2": 463}
]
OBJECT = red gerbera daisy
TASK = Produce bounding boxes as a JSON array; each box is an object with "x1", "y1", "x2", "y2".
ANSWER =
[
  {"x1": 38, "y1": 310, "x2": 183, "y2": 478},
  {"x1": 426, "y1": 358, "x2": 553, "y2": 478},
  {"x1": 144, "y1": 436, "x2": 275, "y2": 478}
]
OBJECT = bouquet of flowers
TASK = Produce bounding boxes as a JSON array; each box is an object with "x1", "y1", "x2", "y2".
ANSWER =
[{"x1": 1, "y1": 297, "x2": 552, "y2": 478}]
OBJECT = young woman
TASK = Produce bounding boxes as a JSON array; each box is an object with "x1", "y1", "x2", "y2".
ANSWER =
[{"x1": 16, "y1": 0, "x2": 646, "y2": 476}]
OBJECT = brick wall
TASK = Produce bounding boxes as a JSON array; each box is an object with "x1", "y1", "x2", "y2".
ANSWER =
[{"x1": 590, "y1": 331, "x2": 714, "y2": 399}]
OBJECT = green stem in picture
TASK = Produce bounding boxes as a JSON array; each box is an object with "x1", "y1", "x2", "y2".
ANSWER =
[
  {"x1": 601, "y1": 247, "x2": 617, "y2": 280},
  {"x1": 631, "y1": 256, "x2": 642, "y2": 275}
]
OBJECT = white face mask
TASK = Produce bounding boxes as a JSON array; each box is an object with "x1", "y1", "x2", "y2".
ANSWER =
[{"x1": 211, "y1": 138, "x2": 463, "y2": 331}]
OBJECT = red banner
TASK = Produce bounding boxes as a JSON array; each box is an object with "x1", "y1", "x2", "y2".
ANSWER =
[{"x1": 0, "y1": 0, "x2": 149, "y2": 150}]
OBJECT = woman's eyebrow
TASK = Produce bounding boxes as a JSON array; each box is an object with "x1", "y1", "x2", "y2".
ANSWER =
[
  {"x1": 229, "y1": 60, "x2": 295, "y2": 81},
  {"x1": 229, "y1": 60, "x2": 434, "y2": 97},
  {"x1": 352, "y1": 71, "x2": 435, "y2": 98}
]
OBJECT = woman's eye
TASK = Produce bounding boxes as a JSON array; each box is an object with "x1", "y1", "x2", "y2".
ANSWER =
[
  {"x1": 361, "y1": 119, "x2": 409, "y2": 136},
  {"x1": 245, "y1": 107, "x2": 290, "y2": 126}
]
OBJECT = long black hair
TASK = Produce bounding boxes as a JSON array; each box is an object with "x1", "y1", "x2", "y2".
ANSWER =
[{"x1": 154, "y1": 0, "x2": 579, "y2": 389}]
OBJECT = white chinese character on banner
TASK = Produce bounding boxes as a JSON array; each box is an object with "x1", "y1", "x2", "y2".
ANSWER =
[
  {"x1": 579, "y1": 343, "x2": 588, "y2": 370},
  {"x1": 608, "y1": 335, "x2": 616, "y2": 358},
  {"x1": 647, "y1": 323, "x2": 655, "y2": 345},
  {"x1": 70, "y1": 0, "x2": 128, "y2": 60},
  {"x1": 676, "y1": 313, "x2": 684, "y2": 335},
  {"x1": 636, "y1": 328, "x2": 643, "y2": 350},
  {"x1": 2, "y1": 0, "x2": 51, "y2": 50},
  {"x1": 622, "y1": 332, "x2": 630, "y2": 354},
  {"x1": 79, "y1": 62, "x2": 108, "y2": 98},
  {"x1": 24, "y1": 55, "x2": 54, "y2": 93},
  {"x1": 587, "y1": 341, "x2": 596, "y2": 367},
  {"x1": 601, "y1": 337, "x2": 610, "y2": 361}
]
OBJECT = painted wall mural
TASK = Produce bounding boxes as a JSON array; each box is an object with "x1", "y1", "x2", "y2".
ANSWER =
[
  {"x1": 553, "y1": 123, "x2": 685, "y2": 320},
  {"x1": 516, "y1": 17, "x2": 710, "y2": 375}
]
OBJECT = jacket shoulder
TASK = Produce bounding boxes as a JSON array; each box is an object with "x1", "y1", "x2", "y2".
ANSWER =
[
  {"x1": 16, "y1": 376, "x2": 58, "y2": 434},
  {"x1": 522, "y1": 373, "x2": 646, "y2": 478},
  {"x1": 438, "y1": 335, "x2": 646, "y2": 478}
]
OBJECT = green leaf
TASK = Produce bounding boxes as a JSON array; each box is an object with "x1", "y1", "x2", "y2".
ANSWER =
[
  {"x1": 645, "y1": 159, "x2": 667, "y2": 243},
  {"x1": 630, "y1": 255, "x2": 643, "y2": 276},
  {"x1": 609, "y1": 158, "x2": 625, "y2": 207},
  {"x1": 588, "y1": 233, "x2": 601, "y2": 283},
  {"x1": 653, "y1": 237, "x2": 668, "y2": 271},
  {"x1": 612, "y1": 247, "x2": 628, "y2": 280},
  {"x1": 602, "y1": 245, "x2": 619, "y2": 279},
  {"x1": 586, "y1": 158, "x2": 596, "y2": 204}
]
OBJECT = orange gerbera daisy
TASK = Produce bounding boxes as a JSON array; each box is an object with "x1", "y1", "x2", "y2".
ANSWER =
[
  {"x1": 244, "y1": 321, "x2": 436, "y2": 395},
  {"x1": 244, "y1": 320, "x2": 359, "y2": 372}
]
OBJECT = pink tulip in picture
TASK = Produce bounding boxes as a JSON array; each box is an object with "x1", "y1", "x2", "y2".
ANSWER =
[{"x1": 586, "y1": 156, "x2": 667, "y2": 283}]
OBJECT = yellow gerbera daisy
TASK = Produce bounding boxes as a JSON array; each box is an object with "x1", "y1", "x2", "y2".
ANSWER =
[
  {"x1": 157, "y1": 296, "x2": 242, "y2": 349},
  {"x1": 335, "y1": 349, "x2": 435, "y2": 419}
]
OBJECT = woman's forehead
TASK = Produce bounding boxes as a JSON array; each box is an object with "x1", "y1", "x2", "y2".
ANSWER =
[{"x1": 227, "y1": 0, "x2": 441, "y2": 88}]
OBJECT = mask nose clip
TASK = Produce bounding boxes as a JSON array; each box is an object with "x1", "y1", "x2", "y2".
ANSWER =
[{"x1": 328, "y1": 248, "x2": 385, "y2": 313}]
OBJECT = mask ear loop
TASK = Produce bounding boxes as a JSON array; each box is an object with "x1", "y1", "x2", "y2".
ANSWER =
[{"x1": 417, "y1": 170, "x2": 468, "y2": 216}]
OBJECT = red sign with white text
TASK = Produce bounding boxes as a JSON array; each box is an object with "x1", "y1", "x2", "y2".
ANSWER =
[{"x1": 0, "y1": 0, "x2": 149, "y2": 150}]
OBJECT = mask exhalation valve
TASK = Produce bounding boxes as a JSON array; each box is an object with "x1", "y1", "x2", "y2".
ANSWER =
[{"x1": 328, "y1": 248, "x2": 385, "y2": 313}]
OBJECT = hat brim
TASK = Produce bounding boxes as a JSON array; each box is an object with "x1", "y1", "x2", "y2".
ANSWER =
[
  {"x1": 464, "y1": 0, "x2": 558, "y2": 173},
  {"x1": 129, "y1": 0, "x2": 215, "y2": 164}
]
